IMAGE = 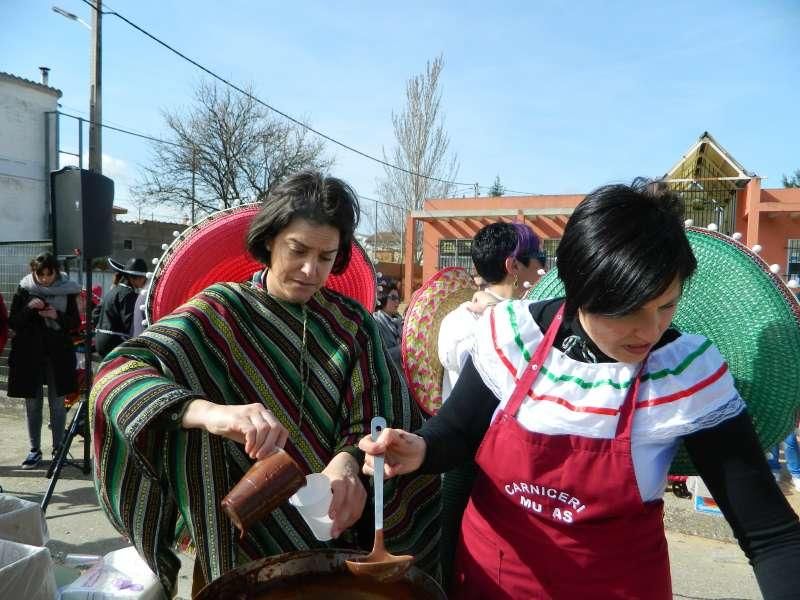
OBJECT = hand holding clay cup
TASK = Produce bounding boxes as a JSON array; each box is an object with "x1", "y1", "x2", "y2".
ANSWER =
[{"x1": 221, "y1": 448, "x2": 305, "y2": 538}]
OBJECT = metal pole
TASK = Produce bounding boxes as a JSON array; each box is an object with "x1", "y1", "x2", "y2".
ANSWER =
[
  {"x1": 84, "y1": 257, "x2": 94, "y2": 390},
  {"x1": 88, "y1": 0, "x2": 102, "y2": 173},
  {"x1": 374, "y1": 199, "x2": 379, "y2": 261},
  {"x1": 191, "y1": 147, "x2": 196, "y2": 223},
  {"x1": 78, "y1": 117, "x2": 84, "y2": 170},
  {"x1": 55, "y1": 111, "x2": 60, "y2": 170},
  {"x1": 45, "y1": 112, "x2": 51, "y2": 229}
]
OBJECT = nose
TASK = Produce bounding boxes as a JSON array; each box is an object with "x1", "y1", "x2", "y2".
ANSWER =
[
  {"x1": 300, "y1": 259, "x2": 318, "y2": 279},
  {"x1": 635, "y1": 311, "x2": 663, "y2": 344}
]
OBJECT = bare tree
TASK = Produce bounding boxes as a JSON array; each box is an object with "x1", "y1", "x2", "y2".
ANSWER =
[
  {"x1": 377, "y1": 55, "x2": 459, "y2": 262},
  {"x1": 134, "y1": 81, "x2": 332, "y2": 219}
]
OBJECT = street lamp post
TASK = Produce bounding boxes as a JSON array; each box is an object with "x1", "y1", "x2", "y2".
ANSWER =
[
  {"x1": 43, "y1": 3, "x2": 105, "y2": 512},
  {"x1": 89, "y1": 0, "x2": 102, "y2": 173},
  {"x1": 52, "y1": 2, "x2": 102, "y2": 173}
]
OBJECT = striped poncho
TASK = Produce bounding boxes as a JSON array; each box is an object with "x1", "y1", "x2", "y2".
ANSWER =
[{"x1": 89, "y1": 282, "x2": 441, "y2": 595}]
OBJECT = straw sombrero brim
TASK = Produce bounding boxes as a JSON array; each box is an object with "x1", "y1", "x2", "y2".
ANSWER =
[
  {"x1": 526, "y1": 227, "x2": 800, "y2": 474},
  {"x1": 402, "y1": 267, "x2": 477, "y2": 416},
  {"x1": 146, "y1": 204, "x2": 376, "y2": 324}
]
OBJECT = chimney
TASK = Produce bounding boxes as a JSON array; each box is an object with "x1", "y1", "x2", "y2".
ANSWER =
[{"x1": 39, "y1": 67, "x2": 50, "y2": 86}]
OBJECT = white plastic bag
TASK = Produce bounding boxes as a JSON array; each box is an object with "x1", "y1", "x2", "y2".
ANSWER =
[
  {"x1": 59, "y1": 546, "x2": 165, "y2": 600},
  {"x1": 0, "y1": 539, "x2": 57, "y2": 600},
  {"x1": 686, "y1": 476, "x2": 722, "y2": 516},
  {"x1": 0, "y1": 493, "x2": 50, "y2": 546}
]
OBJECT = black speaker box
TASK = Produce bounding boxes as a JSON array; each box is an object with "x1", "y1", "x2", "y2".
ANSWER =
[{"x1": 51, "y1": 167, "x2": 114, "y2": 258}]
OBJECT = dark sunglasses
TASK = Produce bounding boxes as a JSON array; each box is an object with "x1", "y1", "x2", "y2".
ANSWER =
[{"x1": 387, "y1": 293, "x2": 400, "y2": 300}]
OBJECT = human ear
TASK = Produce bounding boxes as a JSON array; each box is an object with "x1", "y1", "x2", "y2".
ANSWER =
[{"x1": 504, "y1": 256, "x2": 517, "y2": 277}]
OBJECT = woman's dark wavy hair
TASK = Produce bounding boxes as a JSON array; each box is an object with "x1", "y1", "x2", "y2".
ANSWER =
[
  {"x1": 246, "y1": 171, "x2": 360, "y2": 275},
  {"x1": 557, "y1": 178, "x2": 697, "y2": 317}
]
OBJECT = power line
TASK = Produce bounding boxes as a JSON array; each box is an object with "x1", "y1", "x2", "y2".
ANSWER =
[
  {"x1": 59, "y1": 103, "x2": 162, "y2": 139},
  {"x1": 59, "y1": 111, "x2": 416, "y2": 213},
  {"x1": 58, "y1": 110, "x2": 182, "y2": 147},
  {"x1": 79, "y1": 0, "x2": 474, "y2": 188},
  {"x1": 72, "y1": 3, "x2": 540, "y2": 203},
  {"x1": 60, "y1": 109, "x2": 537, "y2": 208}
]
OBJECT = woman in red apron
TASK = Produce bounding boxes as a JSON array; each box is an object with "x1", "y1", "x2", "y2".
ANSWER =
[{"x1": 360, "y1": 179, "x2": 800, "y2": 599}]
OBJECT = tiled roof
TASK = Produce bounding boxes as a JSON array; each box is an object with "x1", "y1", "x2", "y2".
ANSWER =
[{"x1": 0, "y1": 72, "x2": 63, "y2": 97}]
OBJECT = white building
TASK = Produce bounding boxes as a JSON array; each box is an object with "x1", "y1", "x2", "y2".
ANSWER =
[{"x1": 0, "y1": 70, "x2": 61, "y2": 242}]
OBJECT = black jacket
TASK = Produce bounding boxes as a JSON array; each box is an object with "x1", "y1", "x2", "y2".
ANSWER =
[
  {"x1": 93, "y1": 283, "x2": 138, "y2": 358},
  {"x1": 6, "y1": 286, "x2": 79, "y2": 398}
]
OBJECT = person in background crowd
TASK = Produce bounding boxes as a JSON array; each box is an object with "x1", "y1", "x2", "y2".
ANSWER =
[
  {"x1": 373, "y1": 276, "x2": 403, "y2": 373},
  {"x1": 90, "y1": 171, "x2": 440, "y2": 596},
  {"x1": 0, "y1": 291, "x2": 8, "y2": 355},
  {"x1": 438, "y1": 222, "x2": 544, "y2": 402},
  {"x1": 767, "y1": 418, "x2": 800, "y2": 491},
  {"x1": 360, "y1": 179, "x2": 800, "y2": 599},
  {"x1": 7, "y1": 253, "x2": 80, "y2": 469},
  {"x1": 93, "y1": 257, "x2": 148, "y2": 357}
]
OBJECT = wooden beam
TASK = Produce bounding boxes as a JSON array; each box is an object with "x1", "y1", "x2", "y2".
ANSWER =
[
  {"x1": 411, "y1": 207, "x2": 574, "y2": 220},
  {"x1": 756, "y1": 203, "x2": 800, "y2": 213}
]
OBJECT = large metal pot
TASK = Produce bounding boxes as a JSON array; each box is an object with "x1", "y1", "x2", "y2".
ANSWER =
[{"x1": 194, "y1": 549, "x2": 447, "y2": 599}]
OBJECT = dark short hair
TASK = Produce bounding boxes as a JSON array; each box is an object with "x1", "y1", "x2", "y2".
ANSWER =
[
  {"x1": 376, "y1": 277, "x2": 399, "y2": 310},
  {"x1": 471, "y1": 222, "x2": 543, "y2": 284},
  {"x1": 30, "y1": 252, "x2": 60, "y2": 276},
  {"x1": 557, "y1": 178, "x2": 697, "y2": 317},
  {"x1": 246, "y1": 171, "x2": 360, "y2": 275}
]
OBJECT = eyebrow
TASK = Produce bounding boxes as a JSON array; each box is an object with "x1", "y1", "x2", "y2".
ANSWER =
[
  {"x1": 287, "y1": 238, "x2": 339, "y2": 255},
  {"x1": 659, "y1": 292, "x2": 681, "y2": 308}
]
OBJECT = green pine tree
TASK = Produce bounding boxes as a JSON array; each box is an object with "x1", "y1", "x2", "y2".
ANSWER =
[
  {"x1": 783, "y1": 169, "x2": 800, "y2": 188},
  {"x1": 488, "y1": 175, "x2": 505, "y2": 196}
]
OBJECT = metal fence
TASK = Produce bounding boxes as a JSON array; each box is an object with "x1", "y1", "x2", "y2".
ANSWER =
[{"x1": 673, "y1": 186, "x2": 738, "y2": 234}]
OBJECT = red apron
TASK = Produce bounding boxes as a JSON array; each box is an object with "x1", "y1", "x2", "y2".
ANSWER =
[{"x1": 452, "y1": 306, "x2": 671, "y2": 599}]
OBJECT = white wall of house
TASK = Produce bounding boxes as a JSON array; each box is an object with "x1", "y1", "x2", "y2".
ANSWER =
[{"x1": 0, "y1": 73, "x2": 61, "y2": 241}]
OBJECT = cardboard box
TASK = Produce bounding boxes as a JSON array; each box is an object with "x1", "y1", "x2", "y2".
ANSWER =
[
  {"x1": 0, "y1": 539, "x2": 57, "y2": 600},
  {"x1": 0, "y1": 493, "x2": 49, "y2": 546}
]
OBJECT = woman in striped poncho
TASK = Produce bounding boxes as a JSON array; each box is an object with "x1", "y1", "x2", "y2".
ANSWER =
[{"x1": 89, "y1": 171, "x2": 440, "y2": 596}]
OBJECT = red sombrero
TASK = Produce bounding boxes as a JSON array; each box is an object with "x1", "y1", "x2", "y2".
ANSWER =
[
  {"x1": 146, "y1": 204, "x2": 376, "y2": 324},
  {"x1": 401, "y1": 267, "x2": 477, "y2": 416}
]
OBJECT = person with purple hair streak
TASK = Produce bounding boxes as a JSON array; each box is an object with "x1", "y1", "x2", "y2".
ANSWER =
[{"x1": 438, "y1": 222, "x2": 545, "y2": 402}]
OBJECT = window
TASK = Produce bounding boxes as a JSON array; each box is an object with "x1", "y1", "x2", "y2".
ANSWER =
[
  {"x1": 123, "y1": 239, "x2": 134, "y2": 250},
  {"x1": 788, "y1": 239, "x2": 800, "y2": 280},
  {"x1": 438, "y1": 239, "x2": 473, "y2": 271}
]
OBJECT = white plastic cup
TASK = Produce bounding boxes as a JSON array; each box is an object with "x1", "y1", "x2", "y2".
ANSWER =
[{"x1": 289, "y1": 473, "x2": 334, "y2": 541}]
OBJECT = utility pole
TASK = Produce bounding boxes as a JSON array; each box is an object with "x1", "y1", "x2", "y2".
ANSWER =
[
  {"x1": 474, "y1": 182, "x2": 479, "y2": 198},
  {"x1": 374, "y1": 199, "x2": 379, "y2": 261},
  {"x1": 191, "y1": 146, "x2": 197, "y2": 224},
  {"x1": 88, "y1": 0, "x2": 102, "y2": 173}
]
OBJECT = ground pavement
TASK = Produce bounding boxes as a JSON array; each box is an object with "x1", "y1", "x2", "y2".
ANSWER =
[{"x1": 1, "y1": 392, "x2": 797, "y2": 599}]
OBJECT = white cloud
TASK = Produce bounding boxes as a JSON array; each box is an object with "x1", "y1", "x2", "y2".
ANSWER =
[{"x1": 60, "y1": 152, "x2": 133, "y2": 208}]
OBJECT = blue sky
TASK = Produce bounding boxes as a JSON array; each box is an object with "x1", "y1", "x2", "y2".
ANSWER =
[{"x1": 2, "y1": 0, "x2": 798, "y2": 223}]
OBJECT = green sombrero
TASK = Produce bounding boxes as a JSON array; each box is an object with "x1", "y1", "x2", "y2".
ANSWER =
[{"x1": 526, "y1": 227, "x2": 800, "y2": 474}]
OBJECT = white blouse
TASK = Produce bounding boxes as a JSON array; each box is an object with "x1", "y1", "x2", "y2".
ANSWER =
[{"x1": 470, "y1": 300, "x2": 746, "y2": 501}]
